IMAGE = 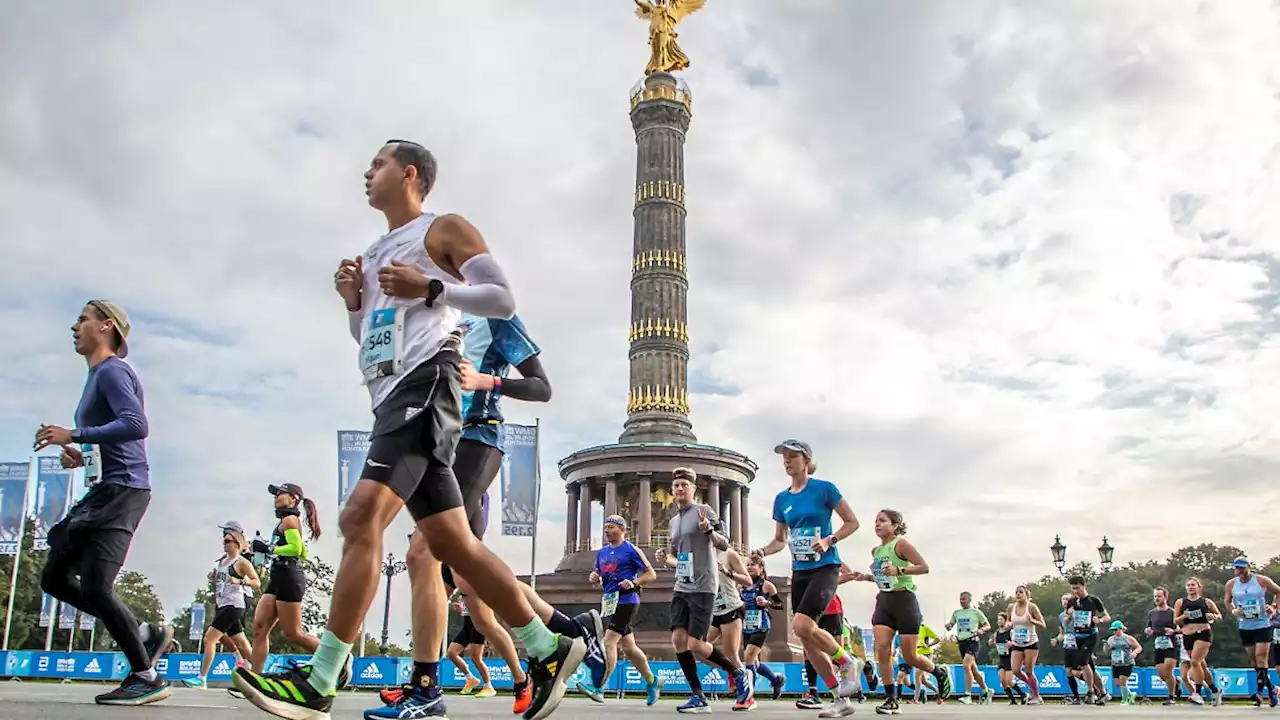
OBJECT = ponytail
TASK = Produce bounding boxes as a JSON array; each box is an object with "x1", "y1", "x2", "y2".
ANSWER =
[{"x1": 301, "y1": 498, "x2": 322, "y2": 539}]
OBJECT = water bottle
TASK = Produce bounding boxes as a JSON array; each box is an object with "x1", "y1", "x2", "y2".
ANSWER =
[{"x1": 253, "y1": 531, "x2": 266, "y2": 567}]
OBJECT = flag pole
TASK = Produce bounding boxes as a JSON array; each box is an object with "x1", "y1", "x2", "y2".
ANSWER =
[
  {"x1": 528, "y1": 419, "x2": 542, "y2": 592},
  {"x1": 1, "y1": 461, "x2": 32, "y2": 650}
]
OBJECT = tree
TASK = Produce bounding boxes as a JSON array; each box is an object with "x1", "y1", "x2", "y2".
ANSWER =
[{"x1": 0, "y1": 518, "x2": 44, "y2": 650}]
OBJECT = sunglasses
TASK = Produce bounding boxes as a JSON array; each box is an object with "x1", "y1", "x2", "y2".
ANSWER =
[{"x1": 222, "y1": 535, "x2": 236, "y2": 544}]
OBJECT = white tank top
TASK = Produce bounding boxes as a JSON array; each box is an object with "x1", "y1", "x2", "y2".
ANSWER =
[
  {"x1": 358, "y1": 213, "x2": 462, "y2": 410},
  {"x1": 214, "y1": 556, "x2": 245, "y2": 609},
  {"x1": 712, "y1": 550, "x2": 745, "y2": 615},
  {"x1": 1009, "y1": 602, "x2": 1038, "y2": 646}
]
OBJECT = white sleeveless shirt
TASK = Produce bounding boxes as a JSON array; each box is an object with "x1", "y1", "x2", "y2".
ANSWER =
[{"x1": 357, "y1": 213, "x2": 462, "y2": 410}]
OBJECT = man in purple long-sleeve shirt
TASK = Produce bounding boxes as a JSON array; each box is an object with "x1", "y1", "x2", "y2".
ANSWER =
[{"x1": 32, "y1": 301, "x2": 174, "y2": 705}]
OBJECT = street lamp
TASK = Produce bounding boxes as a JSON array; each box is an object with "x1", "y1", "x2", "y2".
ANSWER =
[
  {"x1": 378, "y1": 534, "x2": 412, "y2": 656},
  {"x1": 1050, "y1": 535, "x2": 1067, "y2": 575},
  {"x1": 1049, "y1": 535, "x2": 1116, "y2": 576},
  {"x1": 1098, "y1": 536, "x2": 1114, "y2": 573}
]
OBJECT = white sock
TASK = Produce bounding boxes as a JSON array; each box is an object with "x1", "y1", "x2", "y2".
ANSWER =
[{"x1": 137, "y1": 667, "x2": 158, "y2": 682}]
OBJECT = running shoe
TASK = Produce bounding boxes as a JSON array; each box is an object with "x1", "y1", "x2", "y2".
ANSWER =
[
  {"x1": 933, "y1": 664, "x2": 953, "y2": 699},
  {"x1": 819, "y1": 696, "x2": 856, "y2": 718},
  {"x1": 1188, "y1": 693, "x2": 1204, "y2": 705},
  {"x1": 475, "y1": 686, "x2": 496, "y2": 698},
  {"x1": 796, "y1": 690, "x2": 823, "y2": 709},
  {"x1": 769, "y1": 672, "x2": 784, "y2": 700},
  {"x1": 572, "y1": 610, "x2": 608, "y2": 692},
  {"x1": 363, "y1": 687, "x2": 448, "y2": 719},
  {"x1": 1270, "y1": 685, "x2": 1279, "y2": 707},
  {"x1": 228, "y1": 687, "x2": 246, "y2": 699},
  {"x1": 676, "y1": 695, "x2": 710, "y2": 713},
  {"x1": 575, "y1": 677, "x2": 604, "y2": 704},
  {"x1": 380, "y1": 687, "x2": 405, "y2": 705},
  {"x1": 234, "y1": 662, "x2": 333, "y2": 720},
  {"x1": 957, "y1": 694, "x2": 971, "y2": 704},
  {"x1": 644, "y1": 674, "x2": 663, "y2": 706},
  {"x1": 875, "y1": 696, "x2": 900, "y2": 715},
  {"x1": 96, "y1": 673, "x2": 171, "y2": 706},
  {"x1": 732, "y1": 666, "x2": 755, "y2": 709},
  {"x1": 459, "y1": 676, "x2": 479, "y2": 695},
  {"x1": 512, "y1": 675, "x2": 533, "y2": 714},
  {"x1": 183, "y1": 676, "x2": 208, "y2": 689},
  {"x1": 1212, "y1": 686, "x2": 1225, "y2": 706},
  {"x1": 522, "y1": 634, "x2": 586, "y2": 720}
]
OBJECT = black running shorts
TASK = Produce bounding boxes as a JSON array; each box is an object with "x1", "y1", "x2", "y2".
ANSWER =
[
  {"x1": 1065, "y1": 633, "x2": 1097, "y2": 669},
  {"x1": 265, "y1": 561, "x2": 306, "y2": 604},
  {"x1": 958, "y1": 638, "x2": 980, "y2": 658},
  {"x1": 1270, "y1": 643, "x2": 1280, "y2": 668},
  {"x1": 818, "y1": 612, "x2": 843, "y2": 639},
  {"x1": 998, "y1": 654, "x2": 1012, "y2": 672},
  {"x1": 1154, "y1": 647, "x2": 1178, "y2": 664},
  {"x1": 47, "y1": 482, "x2": 150, "y2": 569},
  {"x1": 361, "y1": 352, "x2": 464, "y2": 522},
  {"x1": 871, "y1": 590, "x2": 923, "y2": 635},
  {"x1": 712, "y1": 607, "x2": 744, "y2": 629},
  {"x1": 670, "y1": 591, "x2": 714, "y2": 640},
  {"x1": 1239, "y1": 627, "x2": 1271, "y2": 646},
  {"x1": 451, "y1": 616, "x2": 485, "y2": 647},
  {"x1": 211, "y1": 605, "x2": 246, "y2": 636},
  {"x1": 743, "y1": 630, "x2": 769, "y2": 648},
  {"x1": 791, "y1": 564, "x2": 840, "y2": 620},
  {"x1": 606, "y1": 602, "x2": 640, "y2": 637}
]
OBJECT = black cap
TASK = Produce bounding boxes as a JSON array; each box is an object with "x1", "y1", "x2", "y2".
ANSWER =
[{"x1": 268, "y1": 483, "x2": 304, "y2": 498}]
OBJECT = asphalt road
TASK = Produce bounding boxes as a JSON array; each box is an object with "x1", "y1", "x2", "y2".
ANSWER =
[{"x1": 0, "y1": 682, "x2": 1266, "y2": 718}]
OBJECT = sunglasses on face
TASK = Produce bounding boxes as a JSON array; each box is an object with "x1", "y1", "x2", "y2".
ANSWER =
[{"x1": 223, "y1": 536, "x2": 235, "y2": 544}]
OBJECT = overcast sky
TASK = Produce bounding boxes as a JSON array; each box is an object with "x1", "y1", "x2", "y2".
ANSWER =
[{"x1": 3, "y1": 0, "x2": 1279, "y2": 641}]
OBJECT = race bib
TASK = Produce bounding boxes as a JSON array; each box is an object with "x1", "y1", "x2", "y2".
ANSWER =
[
  {"x1": 1186, "y1": 608, "x2": 1204, "y2": 621},
  {"x1": 675, "y1": 552, "x2": 693, "y2": 583},
  {"x1": 1012, "y1": 626, "x2": 1031, "y2": 644},
  {"x1": 1241, "y1": 599, "x2": 1262, "y2": 619},
  {"x1": 996, "y1": 642, "x2": 1008, "y2": 655},
  {"x1": 713, "y1": 592, "x2": 732, "y2": 614},
  {"x1": 1073, "y1": 609, "x2": 1092, "y2": 630},
  {"x1": 958, "y1": 617, "x2": 973, "y2": 632},
  {"x1": 80, "y1": 444, "x2": 102, "y2": 486},
  {"x1": 1154, "y1": 635, "x2": 1173, "y2": 650},
  {"x1": 871, "y1": 559, "x2": 892, "y2": 591},
  {"x1": 360, "y1": 307, "x2": 405, "y2": 382},
  {"x1": 744, "y1": 609, "x2": 763, "y2": 632},
  {"x1": 1111, "y1": 649, "x2": 1127, "y2": 665},
  {"x1": 788, "y1": 527, "x2": 821, "y2": 562},
  {"x1": 1272, "y1": 627, "x2": 1280, "y2": 644},
  {"x1": 601, "y1": 591, "x2": 619, "y2": 617},
  {"x1": 1063, "y1": 633, "x2": 1077, "y2": 650}
]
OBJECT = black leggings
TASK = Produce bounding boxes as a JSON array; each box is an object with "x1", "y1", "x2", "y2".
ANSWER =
[
  {"x1": 456, "y1": 439, "x2": 503, "y2": 539},
  {"x1": 41, "y1": 542, "x2": 149, "y2": 672}
]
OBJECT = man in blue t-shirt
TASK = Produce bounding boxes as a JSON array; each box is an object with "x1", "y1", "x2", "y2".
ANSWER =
[
  {"x1": 33, "y1": 301, "x2": 173, "y2": 705},
  {"x1": 582, "y1": 515, "x2": 661, "y2": 704}
]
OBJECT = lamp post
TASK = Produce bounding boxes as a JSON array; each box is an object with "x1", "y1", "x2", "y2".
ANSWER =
[
  {"x1": 378, "y1": 534, "x2": 412, "y2": 656},
  {"x1": 1049, "y1": 535, "x2": 1117, "y2": 576}
]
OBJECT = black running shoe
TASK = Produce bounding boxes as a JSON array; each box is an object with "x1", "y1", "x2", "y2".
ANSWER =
[
  {"x1": 933, "y1": 665, "x2": 952, "y2": 700},
  {"x1": 96, "y1": 673, "x2": 171, "y2": 705},
  {"x1": 234, "y1": 662, "x2": 335, "y2": 720},
  {"x1": 770, "y1": 673, "x2": 785, "y2": 700},
  {"x1": 875, "y1": 697, "x2": 900, "y2": 715},
  {"x1": 228, "y1": 687, "x2": 246, "y2": 699},
  {"x1": 522, "y1": 634, "x2": 586, "y2": 720},
  {"x1": 141, "y1": 623, "x2": 175, "y2": 666},
  {"x1": 796, "y1": 691, "x2": 823, "y2": 709}
]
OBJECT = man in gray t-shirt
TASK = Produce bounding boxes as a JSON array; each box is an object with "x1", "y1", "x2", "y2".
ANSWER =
[{"x1": 659, "y1": 467, "x2": 756, "y2": 710}]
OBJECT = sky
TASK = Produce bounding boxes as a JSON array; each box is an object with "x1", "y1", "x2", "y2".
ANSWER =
[{"x1": 2, "y1": 0, "x2": 1279, "y2": 643}]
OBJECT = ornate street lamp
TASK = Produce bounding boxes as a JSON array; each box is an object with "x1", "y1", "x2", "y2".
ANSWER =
[
  {"x1": 378, "y1": 534, "x2": 412, "y2": 656},
  {"x1": 1098, "y1": 536, "x2": 1115, "y2": 573},
  {"x1": 1050, "y1": 535, "x2": 1067, "y2": 576}
]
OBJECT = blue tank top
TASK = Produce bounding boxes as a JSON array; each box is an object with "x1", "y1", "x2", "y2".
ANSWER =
[
  {"x1": 1233, "y1": 574, "x2": 1269, "y2": 630},
  {"x1": 740, "y1": 577, "x2": 771, "y2": 633},
  {"x1": 457, "y1": 314, "x2": 539, "y2": 450}
]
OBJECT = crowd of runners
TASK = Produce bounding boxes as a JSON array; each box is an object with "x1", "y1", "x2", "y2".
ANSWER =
[{"x1": 30, "y1": 140, "x2": 1280, "y2": 718}]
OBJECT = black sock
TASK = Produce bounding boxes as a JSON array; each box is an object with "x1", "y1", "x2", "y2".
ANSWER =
[
  {"x1": 887, "y1": 683, "x2": 897, "y2": 701},
  {"x1": 805, "y1": 659, "x2": 817, "y2": 691},
  {"x1": 676, "y1": 651, "x2": 702, "y2": 694},
  {"x1": 1068, "y1": 676, "x2": 1079, "y2": 697},
  {"x1": 1209, "y1": 680, "x2": 1220, "y2": 693},
  {"x1": 705, "y1": 647, "x2": 738, "y2": 675},
  {"x1": 1014, "y1": 685, "x2": 1026, "y2": 697},
  {"x1": 1004, "y1": 687, "x2": 1016, "y2": 701},
  {"x1": 544, "y1": 610, "x2": 582, "y2": 638},
  {"x1": 410, "y1": 661, "x2": 440, "y2": 699}
]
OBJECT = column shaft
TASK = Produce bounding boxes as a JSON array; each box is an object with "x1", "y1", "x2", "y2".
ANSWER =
[
  {"x1": 566, "y1": 484, "x2": 579, "y2": 554},
  {"x1": 729, "y1": 485, "x2": 743, "y2": 546},
  {"x1": 605, "y1": 477, "x2": 618, "y2": 518},
  {"x1": 578, "y1": 480, "x2": 594, "y2": 552},
  {"x1": 638, "y1": 476, "x2": 652, "y2": 546}
]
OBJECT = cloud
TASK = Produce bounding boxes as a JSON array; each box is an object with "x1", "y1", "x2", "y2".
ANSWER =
[{"x1": 3, "y1": 0, "x2": 1279, "y2": 638}]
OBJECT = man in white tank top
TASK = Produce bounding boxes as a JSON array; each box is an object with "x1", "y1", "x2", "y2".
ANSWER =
[{"x1": 234, "y1": 141, "x2": 582, "y2": 720}]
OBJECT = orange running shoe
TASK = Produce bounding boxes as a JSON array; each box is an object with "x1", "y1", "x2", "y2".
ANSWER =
[
  {"x1": 512, "y1": 675, "x2": 533, "y2": 714},
  {"x1": 378, "y1": 687, "x2": 404, "y2": 705}
]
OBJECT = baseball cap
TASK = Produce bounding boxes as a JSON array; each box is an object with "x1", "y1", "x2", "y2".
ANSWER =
[
  {"x1": 88, "y1": 300, "x2": 131, "y2": 359},
  {"x1": 268, "y1": 483, "x2": 305, "y2": 498},
  {"x1": 1233, "y1": 556, "x2": 1250, "y2": 569},
  {"x1": 774, "y1": 439, "x2": 813, "y2": 457},
  {"x1": 603, "y1": 515, "x2": 628, "y2": 530},
  {"x1": 219, "y1": 520, "x2": 245, "y2": 534},
  {"x1": 1110, "y1": 620, "x2": 1124, "y2": 630}
]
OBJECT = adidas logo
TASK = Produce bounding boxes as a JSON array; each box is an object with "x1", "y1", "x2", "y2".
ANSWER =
[
  {"x1": 701, "y1": 669, "x2": 723, "y2": 685},
  {"x1": 1038, "y1": 672, "x2": 1060, "y2": 689},
  {"x1": 360, "y1": 664, "x2": 383, "y2": 680},
  {"x1": 214, "y1": 660, "x2": 231, "y2": 674},
  {"x1": 85, "y1": 659, "x2": 101, "y2": 673}
]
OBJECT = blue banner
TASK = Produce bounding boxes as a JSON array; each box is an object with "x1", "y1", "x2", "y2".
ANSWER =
[
  {"x1": 0, "y1": 461, "x2": 29, "y2": 555},
  {"x1": 189, "y1": 604, "x2": 206, "y2": 640},
  {"x1": 34, "y1": 457, "x2": 72, "y2": 552},
  {"x1": 499, "y1": 424, "x2": 538, "y2": 537},
  {"x1": 337, "y1": 430, "x2": 370, "y2": 507},
  {"x1": 39, "y1": 593, "x2": 56, "y2": 628},
  {"x1": 79, "y1": 611, "x2": 95, "y2": 631},
  {"x1": 58, "y1": 601, "x2": 76, "y2": 630}
]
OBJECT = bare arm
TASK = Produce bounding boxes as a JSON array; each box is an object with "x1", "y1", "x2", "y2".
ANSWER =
[
  {"x1": 893, "y1": 538, "x2": 929, "y2": 576},
  {"x1": 635, "y1": 553, "x2": 658, "y2": 587},
  {"x1": 1030, "y1": 603, "x2": 1046, "y2": 628},
  {"x1": 837, "y1": 561, "x2": 858, "y2": 584},
  {"x1": 1205, "y1": 599, "x2": 1224, "y2": 621},
  {"x1": 1224, "y1": 578, "x2": 1236, "y2": 610},
  {"x1": 1173, "y1": 599, "x2": 1186, "y2": 624},
  {"x1": 756, "y1": 522, "x2": 788, "y2": 557},
  {"x1": 832, "y1": 499, "x2": 859, "y2": 542},
  {"x1": 725, "y1": 551, "x2": 752, "y2": 587},
  {"x1": 235, "y1": 557, "x2": 261, "y2": 589}
]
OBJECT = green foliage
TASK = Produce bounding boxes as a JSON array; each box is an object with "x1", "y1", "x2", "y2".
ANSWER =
[{"x1": 0, "y1": 518, "x2": 44, "y2": 650}]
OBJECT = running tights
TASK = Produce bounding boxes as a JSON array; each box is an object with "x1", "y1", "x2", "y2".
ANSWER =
[{"x1": 41, "y1": 551, "x2": 149, "y2": 672}]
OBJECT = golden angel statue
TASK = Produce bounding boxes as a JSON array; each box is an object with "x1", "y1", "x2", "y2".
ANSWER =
[{"x1": 635, "y1": 0, "x2": 707, "y2": 75}]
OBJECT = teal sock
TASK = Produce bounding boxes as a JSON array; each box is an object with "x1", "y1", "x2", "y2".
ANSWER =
[
  {"x1": 514, "y1": 618, "x2": 559, "y2": 661},
  {"x1": 309, "y1": 632, "x2": 352, "y2": 695}
]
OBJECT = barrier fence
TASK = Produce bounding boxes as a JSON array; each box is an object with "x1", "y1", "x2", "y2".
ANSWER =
[{"x1": 2, "y1": 650, "x2": 1278, "y2": 698}]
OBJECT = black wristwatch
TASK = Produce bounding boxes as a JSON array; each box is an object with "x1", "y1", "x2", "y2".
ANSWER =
[{"x1": 423, "y1": 278, "x2": 445, "y2": 306}]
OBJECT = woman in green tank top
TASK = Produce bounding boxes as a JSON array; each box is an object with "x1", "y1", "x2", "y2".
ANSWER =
[{"x1": 848, "y1": 509, "x2": 953, "y2": 713}]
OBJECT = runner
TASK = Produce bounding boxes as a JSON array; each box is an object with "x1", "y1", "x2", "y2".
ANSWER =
[
  {"x1": 739, "y1": 553, "x2": 786, "y2": 702},
  {"x1": 753, "y1": 440, "x2": 860, "y2": 717},
  {"x1": 235, "y1": 140, "x2": 582, "y2": 720},
  {"x1": 368, "y1": 310, "x2": 558, "y2": 719},
  {"x1": 1224, "y1": 556, "x2": 1280, "y2": 707},
  {"x1": 245, "y1": 483, "x2": 323, "y2": 679},
  {"x1": 580, "y1": 514, "x2": 662, "y2": 705},
  {"x1": 1104, "y1": 621, "x2": 1140, "y2": 705},
  {"x1": 909, "y1": 623, "x2": 941, "y2": 703},
  {"x1": 1145, "y1": 586, "x2": 1178, "y2": 706},
  {"x1": 989, "y1": 613, "x2": 1024, "y2": 705},
  {"x1": 847, "y1": 509, "x2": 953, "y2": 715},
  {"x1": 1006, "y1": 585, "x2": 1043, "y2": 705},
  {"x1": 945, "y1": 591, "x2": 992, "y2": 704},
  {"x1": 445, "y1": 588, "x2": 494, "y2": 697},
  {"x1": 1064, "y1": 576, "x2": 1110, "y2": 705},
  {"x1": 34, "y1": 300, "x2": 174, "y2": 705},
  {"x1": 184, "y1": 522, "x2": 259, "y2": 689},
  {"x1": 704, "y1": 543, "x2": 756, "y2": 710},
  {"x1": 1173, "y1": 576, "x2": 1224, "y2": 706},
  {"x1": 796, "y1": 571, "x2": 852, "y2": 710},
  {"x1": 656, "y1": 467, "x2": 754, "y2": 713}
]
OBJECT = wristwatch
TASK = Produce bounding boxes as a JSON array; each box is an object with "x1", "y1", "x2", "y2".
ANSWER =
[{"x1": 423, "y1": 278, "x2": 445, "y2": 306}]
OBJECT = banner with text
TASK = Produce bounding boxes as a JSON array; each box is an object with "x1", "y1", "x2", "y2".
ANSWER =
[
  {"x1": 79, "y1": 611, "x2": 95, "y2": 631},
  {"x1": 499, "y1": 424, "x2": 538, "y2": 537},
  {"x1": 0, "y1": 461, "x2": 30, "y2": 555},
  {"x1": 39, "y1": 594, "x2": 56, "y2": 628},
  {"x1": 34, "y1": 457, "x2": 72, "y2": 551},
  {"x1": 336, "y1": 430, "x2": 371, "y2": 507},
  {"x1": 189, "y1": 604, "x2": 206, "y2": 640},
  {"x1": 58, "y1": 602, "x2": 77, "y2": 630}
]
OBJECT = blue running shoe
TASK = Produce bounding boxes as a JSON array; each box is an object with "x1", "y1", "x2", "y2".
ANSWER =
[
  {"x1": 572, "y1": 611, "x2": 608, "y2": 692},
  {"x1": 733, "y1": 666, "x2": 756, "y2": 710},
  {"x1": 645, "y1": 674, "x2": 663, "y2": 706},
  {"x1": 362, "y1": 688, "x2": 448, "y2": 719},
  {"x1": 677, "y1": 694, "x2": 710, "y2": 714},
  {"x1": 576, "y1": 678, "x2": 604, "y2": 704}
]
